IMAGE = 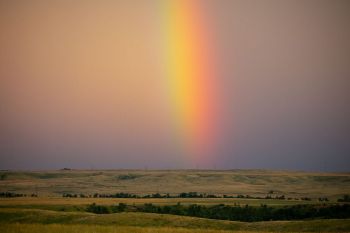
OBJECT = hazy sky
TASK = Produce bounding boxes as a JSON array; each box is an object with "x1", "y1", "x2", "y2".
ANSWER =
[{"x1": 1, "y1": 0, "x2": 349, "y2": 171}]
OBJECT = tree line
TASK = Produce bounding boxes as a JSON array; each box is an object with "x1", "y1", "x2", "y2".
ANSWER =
[
  {"x1": 85, "y1": 202, "x2": 350, "y2": 222},
  {"x1": 62, "y1": 191, "x2": 328, "y2": 201},
  {"x1": 0, "y1": 192, "x2": 38, "y2": 198}
]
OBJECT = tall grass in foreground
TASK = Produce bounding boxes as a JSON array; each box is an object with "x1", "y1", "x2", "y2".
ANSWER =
[
  {"x1": 2, "y1": 224, "x2": 231, "y2": 233},
  {"x1": 0, "y1": 223, "x2": 329, "y2": 233}
]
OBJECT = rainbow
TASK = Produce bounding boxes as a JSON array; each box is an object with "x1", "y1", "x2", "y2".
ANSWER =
[{"x1": 162, "y1": 0, "x2": 218, "y2": 166}]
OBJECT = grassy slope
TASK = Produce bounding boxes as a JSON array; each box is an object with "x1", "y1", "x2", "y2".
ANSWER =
[
  {"x1": 0, "y1": 197, "x2": 326, "y2": 208},
  {"x1": 0, "y1": 208, "x2": 349, "y2": 232},
  {"x1": 0, "y1": 224, "x2": 248, "y2": 233},
  {"x1": 0, "y1": 169, "x2": 349, "y2": 199},
  {"x1": 3, "y1": 223, "x2": 350, "y2": 233}
]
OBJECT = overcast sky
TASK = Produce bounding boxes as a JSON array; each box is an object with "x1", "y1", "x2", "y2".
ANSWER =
[{"x1": 1, "y1": 0, "x2": 349, "y2": 171}]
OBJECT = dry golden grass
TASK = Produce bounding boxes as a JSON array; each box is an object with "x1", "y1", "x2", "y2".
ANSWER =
[
  {"x1": 0, "y1": 224, "x2": 234, "y2": 233},
  {"x1": 0, "y1": 223, "x2": 346, "y2": 233},
  {"x1": 0, "y1": 169, "x2": 349, "y2": 199},
  {"x1": 0, "y1": 196, "x2": 323, "y2": 207}
]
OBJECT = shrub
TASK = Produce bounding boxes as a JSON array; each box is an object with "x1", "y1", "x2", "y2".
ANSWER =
[
  {"x1": 338, "y1": 194, "x2": 350, "y2": 202},
  {"x1": 86, "y1": 203, "x2": 110, "y2": 214},
  {"x1": 111, "y1": 203, "x2": 127, "y2": 212}
]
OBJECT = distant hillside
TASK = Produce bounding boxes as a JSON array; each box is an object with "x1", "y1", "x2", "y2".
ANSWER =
[{"x1": 0, "y1": 170, "x2": 349, "y2": 199}]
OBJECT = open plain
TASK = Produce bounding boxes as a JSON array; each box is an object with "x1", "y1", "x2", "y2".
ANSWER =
[{"x1": 1, "y1": 170, "x2": 349, "y2": 232}]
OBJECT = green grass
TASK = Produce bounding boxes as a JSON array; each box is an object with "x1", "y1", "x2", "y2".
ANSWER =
[
  {"x1": 0, "y1": 224, "x2": 237, "y2": 233},
  {"x1": 0, "y1": 208, "x2": 349, "y2": 232}
]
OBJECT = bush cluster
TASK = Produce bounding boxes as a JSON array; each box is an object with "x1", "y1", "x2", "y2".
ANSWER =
[
  {"x1": 138, "y1": 203, "x2": 350, "y2": 222},
  {"x1": 86, "y1": 202, "x2": 127, "y2": 214},
  {"x1": 85, "y1": 202, "x2": 350, "y2": 222},
  {"x1": 338, "y1": 195, "x2": 350, "y2": 202},
  {"x1": 0, "y1": 192, "x2": 37, "y2": 198}
]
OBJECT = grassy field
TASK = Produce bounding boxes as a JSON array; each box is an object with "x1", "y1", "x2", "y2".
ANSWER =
[
  {"x1": 1, "y1": 169, "x2": 349, "y2": 232},
  {"x1": 0, "y1": 224, "x2": 254, "y2": 233},
  {"x1": 2, "y1": 223, "x2": 350, "y2": 233},
  {"x1": 0, "y1": 197, "x2": 327, "y2": 208},
  {"x1": 0, "y1": 208, "x2": 349, "y2": 232},
  {"x1": 0, "y1": 224, "x2": 238, "y2": 233},
  {"x1": 1, "y1": 169, "x2": 349, "y2": 199}
]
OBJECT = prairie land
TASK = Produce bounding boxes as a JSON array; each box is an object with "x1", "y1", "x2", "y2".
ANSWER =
[
  {"x1": 2, "y1": 223, "x2": 348, "y2": 233},
  {"x1": 1, "y1": 169, "x2": 349, "y2": 199},
  {"x1": 0, "y1": 208, "x2": 349, "y2": 232},
  {"x1": 0, "y1": 169, "x2": 349, "y2": 232}
]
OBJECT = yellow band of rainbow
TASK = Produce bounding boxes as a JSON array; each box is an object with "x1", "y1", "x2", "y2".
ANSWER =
[{"x1": 162, "y1": 0, "x2": 218, "y2": 165}]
